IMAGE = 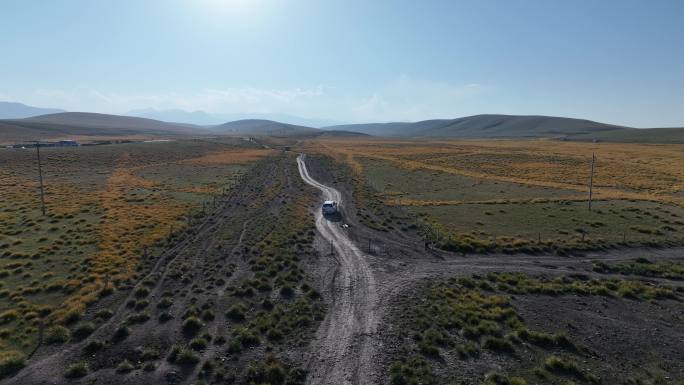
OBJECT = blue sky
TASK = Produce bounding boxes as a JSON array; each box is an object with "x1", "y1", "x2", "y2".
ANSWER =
[{"x1": 1, "y1": 0, "x2": 683, "y2": 126}]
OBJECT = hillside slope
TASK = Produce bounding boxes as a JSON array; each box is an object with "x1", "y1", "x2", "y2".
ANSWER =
[
  {"x1": 325, "y1": 122, "x2": 414, "y2": 137},
  {"x1": 212, "y1": 119, "x2": 320, "y2": 137},
  {"x1": 418, "y1": 115, "x2": 625, "y2": 137},
  {"x1": 570, "y1": 126, "x2": 684, "y2": 143},
  {"x1": 326, "y1": 114, "x2": 684, "y2": 142},
  {"x1": 128, "y1": 108, "x2": 223, "y2": 125},
  {"x1": 130, "y1": 108, "x2": 342, "y2": 127},
  {"x1": 327, "y1": 114, "x2": 626, "y2": 137},
  {"x1": 0, "y1": 112, "x2": 206, "y2": 143},
  {"x1": 20, "y1": 112, "x2": 201, "y2": 132}
]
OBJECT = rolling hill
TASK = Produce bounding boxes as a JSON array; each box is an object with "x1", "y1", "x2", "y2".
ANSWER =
[
  {"x1": 211, "y1": 119, "x2": 320, "y2": 137},
  {"x1": 316, "y1": 130, "x2": 371, "y2": 138},
  {"x1": 0, "y1": 113, "x2": 324, "y2": 144},
  {"x1": 2, "y1": 111, "x2": 682, "y2": 145},
  {"x1": 0, "y1": 112, "x2": 206, "y2": 144},
  {"x1": 570, "y1": 126, "x2": 684, "y2": 143},
  {"x1": 325, "y1": 114, "x2": 684, "y2": 142},
  {"x1": 20, "y1": 112, "x2": 202, "y2": 132},
  {"x1": 128, "y1": 108, "x2": 224, "y2": 126},
  {"x1": 0, "y1": 101, "x2": 65, "y2": 119},
  {"x1": 325, "y1": 114, "x2": 626, "y2": 137},
  {"x1": 129, "y1": 108, "x2": 343, "y2": 128}
]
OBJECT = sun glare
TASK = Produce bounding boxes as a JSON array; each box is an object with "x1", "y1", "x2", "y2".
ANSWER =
[
  {"x1": 187, "y1": 0, "x2": 268, "y2": 24},
  {"x1": 199, "y1": 0, "x2": 257, "y2": 12}
]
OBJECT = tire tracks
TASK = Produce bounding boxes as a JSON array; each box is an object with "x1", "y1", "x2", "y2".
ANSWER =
[
  {"x1": 297, "y1": 154, "x2": 379, "y2": 385},
  {"x1": 297, "y1": 153, "x2": 684, "y2": 385}
]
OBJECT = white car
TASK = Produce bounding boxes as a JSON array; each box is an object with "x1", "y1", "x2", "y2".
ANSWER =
[{"x1": 322, "y1": 200, "x2": 338, "y2": 215}]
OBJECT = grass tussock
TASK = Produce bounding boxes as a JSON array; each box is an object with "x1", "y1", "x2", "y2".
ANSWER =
[
  {"x1": 0, "y1": 350, "x2": 25, "y2": 379},
  {"x1": 0, "y1": 139, "x2": 269, "y2": 356},
  {"x1": 387, "y1": 271, "x2": 675, "y2": 384}
]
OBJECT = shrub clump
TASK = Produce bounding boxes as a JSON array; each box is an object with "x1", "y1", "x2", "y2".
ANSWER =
[
  {"x1": 200, "y1": 309, "x2": 215, "y2": 321},
  {"x1": 113, "y1": 325, "x2": 130, "y2": 342},
  {"x1": 542, "y1": 355, "x2": 599, "y2": 383},
  {"x1": 134, "y1": 287, "x2": 150, "y2": 298},
  {"x1": 64, "y1": 362, "x2": 88, "y2": 378},
  {"x1": 389, "y1": 358, "x2": 435, "y2": 385},
  {"x1": 0, "y1": 310, "x2": 19, "y2": 325},
  {"x1": 517, "y1": 329, "x2": 574, "y2": 349},
  {"x1": 485, "y1": 373, "x2": 527, "y2": 385},
  {"x1": 72, "y1": 322, "x2": 95, "y2": 340},
  {"x1": 483, "y1": 336, "x2": 515, "y2": 353},
  {"x1": 225, "y1": 304, "x2": 246, "y2": 321},
  {"x1": 182, "y1": 316, "x2": 203, "y2": 335},
  {"x1": 159, "y1": 311, "x2": 173, "y2": 322},
  {"x1": 83, "y1": 339, "x2": 104, "y2": 354},
  {"x1": 95, "y1": 309, "x2": 113, "y2": 320},
  {"x1": 244, "y1": 356, "x2": 305, "y2": 385},
  {"x1": 116, "y1": 359, "x2": 134, "y2": 373},
  {"x1": 45, "y1": 325, "x2": 71, "y2": 344},
  {"x1": 157, "y1": 298, "x2": 173, "y2": 309},
  {"x1": 279, "y1": 285, "x2": 295, "y2": 297},
  {"x1": 167, "y1": 345, "x2": 200, "y2": 366},
  {"x1": 0, "y1": 351, "x2": 25, "y2": 379},
  {"x1": 189, "y1": 337, "x2": 208, "y2": 351}
]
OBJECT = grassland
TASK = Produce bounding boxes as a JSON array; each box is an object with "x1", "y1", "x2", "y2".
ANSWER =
[
  {"x1": 303, "y1": 138, "x2": 684, "y2": 252},
  {"x1": 387, "y1": 266, "x2": 683, "y2": 385},
  {"x1": 0, "y1": 139, "x2": 272, "y2": 357}
]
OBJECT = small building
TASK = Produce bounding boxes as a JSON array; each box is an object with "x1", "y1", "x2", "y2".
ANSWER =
[{"x1": 56, "y1": 140, "x2": 79, "y2": 147}]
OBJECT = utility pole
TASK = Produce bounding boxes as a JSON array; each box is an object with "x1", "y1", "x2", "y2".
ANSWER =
[
  {"x1": 35, "y1": 142, "x2": 46, "y2": 216},
  {"x1": 588, "y1": 152, "x2": 596, "y2": 211}
]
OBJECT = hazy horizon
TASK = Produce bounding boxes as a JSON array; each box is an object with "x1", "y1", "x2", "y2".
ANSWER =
[
  {"x1": 1, "y1": 0, "x2": 683, "y2": 127},
  {"x1": 6, "y1": 102, "x2": 682, "y2": 129}
]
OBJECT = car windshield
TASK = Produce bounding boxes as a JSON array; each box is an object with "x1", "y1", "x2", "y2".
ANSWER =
[{"x1": 323, "y1": 203, "x2": 332, "y2": 207}]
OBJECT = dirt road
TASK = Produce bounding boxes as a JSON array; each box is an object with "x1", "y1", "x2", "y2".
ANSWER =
[
  {"x1": 297, "y1": 154, "x2": 379, "y2": 385},
  {"x1": 298, "y1": 154, "x2": 684, "y2": 385}
]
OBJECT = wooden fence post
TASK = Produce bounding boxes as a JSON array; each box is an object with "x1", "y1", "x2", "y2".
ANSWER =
[{"x1": 588, "y1": 153, "x2": 596, "y2": 211}]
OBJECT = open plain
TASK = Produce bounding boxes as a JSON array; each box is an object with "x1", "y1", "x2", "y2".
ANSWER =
[
  {"x1": 0, "y1": 135, "x2": 681, "y2": 385},
  {"x1": 3, "y1": 2, "x2": 684, "y2": 384}
]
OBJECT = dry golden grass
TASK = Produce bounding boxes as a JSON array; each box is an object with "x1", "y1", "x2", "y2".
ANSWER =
[
  {"x1": 303, "y1": 137, "x2": 684, "y2": 206},
  {"x1": 389, "y1": 196, "x2": 591, "y2": 207},
  {"x1": 54, "y1": 148, "x2": 274, "y2": 323},
  {"x1": 181, "y1": 148, "x2": 274, "y2": 165},
  {"x1": 0, "y1": 140, "x2": 273, "y2": 346}
]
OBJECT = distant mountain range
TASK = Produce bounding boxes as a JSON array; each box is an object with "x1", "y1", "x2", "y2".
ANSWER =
[
  {"x1": 0, "y1": 108, "x2": 682, "y2": 144},
  {"x1": 0, "y1": 101, "x2": 65, "y2": 119},
  {"x1": 128, "y1": 108, "x2": 343, "y2": 128},
  {"x1": 128, "y1": 108, "x2": 222, "y2": 126},
  {"x1": 0, "y1": 112, "x2": 332, "y2": 143},
  {"x1": 0, "y1": 102, "x2": 342, "y2": 127}
]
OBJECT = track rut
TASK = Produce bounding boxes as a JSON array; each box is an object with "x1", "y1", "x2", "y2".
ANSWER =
[{"x1": 297, "y1": 154, "x2": 379, "y2": 385}]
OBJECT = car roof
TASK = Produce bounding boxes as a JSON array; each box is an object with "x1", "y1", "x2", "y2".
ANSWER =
[{"x1": 323, "y1": 200, "x2": 335, "y2": 204}]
